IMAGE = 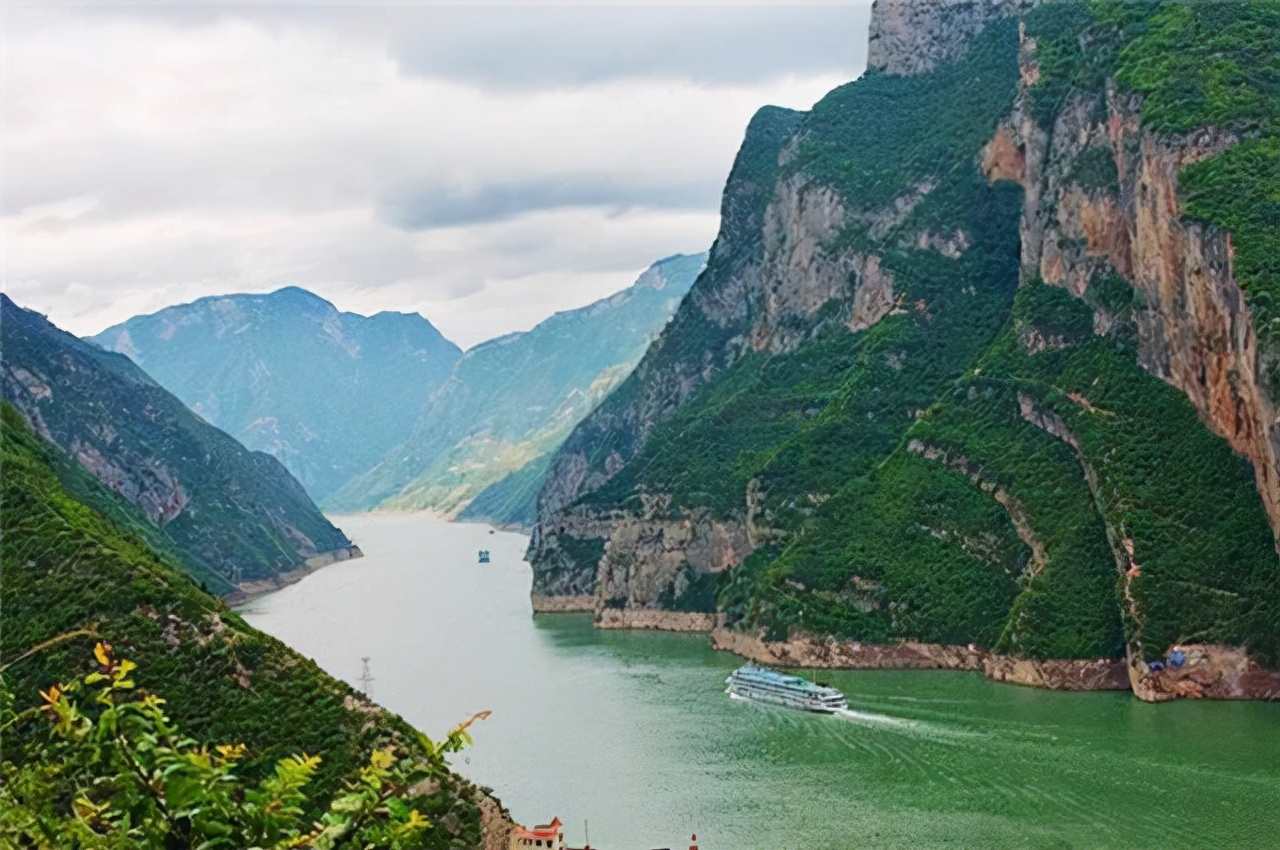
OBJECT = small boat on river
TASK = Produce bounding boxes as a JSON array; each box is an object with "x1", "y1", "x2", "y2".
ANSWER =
[{"x1": 725, "y1": 663, "x2": 847, "y2": 713}]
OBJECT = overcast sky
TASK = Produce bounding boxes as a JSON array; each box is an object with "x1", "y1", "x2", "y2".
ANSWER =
[{"x1": 3, "y1": 1, "x2": 871, "y2": 349}]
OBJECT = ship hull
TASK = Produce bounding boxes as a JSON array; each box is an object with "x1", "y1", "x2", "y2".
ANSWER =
[{"x1": 726, "y1": 684, "x2": 845, "y2": 713}]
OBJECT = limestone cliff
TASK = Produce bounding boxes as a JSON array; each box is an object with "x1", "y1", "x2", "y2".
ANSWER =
[
  {"x1": 867, "y1": 0, "x2": 1029, "y2": 77},
  {"x1": 527, "y1": 1, "x2": 1280, "y2": 698},
  {"x1": 987, "y1": 28, "x2": 1280, "y2": 540}
]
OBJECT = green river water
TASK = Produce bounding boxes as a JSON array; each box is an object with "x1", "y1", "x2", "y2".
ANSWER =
[{"x1": 239, "y1": 515, "x2": 1279, "y2": 850}]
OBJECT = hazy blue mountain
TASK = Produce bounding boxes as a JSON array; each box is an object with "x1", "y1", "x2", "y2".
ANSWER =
[
  {"x1": 327, "y1": 253, "x2": 706, "y2": 519},
  {"x1": 91, "y1": 287, "x2": 461, "y2": 501},
  {"x1": 0, "y1": 294, "x2": 353, "y2": 593}
]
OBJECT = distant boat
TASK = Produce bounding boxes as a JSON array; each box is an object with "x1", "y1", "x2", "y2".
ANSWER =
[
  {"x1": 725, "y1": 663, "x2": 847, "y2": 713},
  {"x1": 478, "y1": 550, "x2": 491, "y2": 564}
]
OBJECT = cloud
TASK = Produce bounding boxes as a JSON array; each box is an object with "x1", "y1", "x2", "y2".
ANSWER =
[{"x1": 3, "y1": 2, "x2": 871, "y2": 348}]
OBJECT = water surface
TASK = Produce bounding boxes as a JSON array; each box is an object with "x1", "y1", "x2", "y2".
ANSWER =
[{"x1": 240, "y1": 515, "x2": 1280, "y2": 850}]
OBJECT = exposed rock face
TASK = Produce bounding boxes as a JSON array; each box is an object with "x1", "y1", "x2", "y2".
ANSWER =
[
  {"x1": 530, "y1": 594, "x2": 596, "y2": 613},
  {"x1": 597, "y1": 610, "x2": 722, "y2": 632},
  {"x1": 1129, "y1": 644, "x2": 1280, "y2": 702},
  {"x1": 867, "y1": 0, "x2": 1028, "y2": 77},
  {"x1": 747, "y1": 175, "x2": 899, "y2": 353},
  {"x1": 984, "y1": 656, "x2": 1129, "y2": 691},
  {"x1": 991, "y1": 41, "x2": 1280, "y2": 541},
  {"x1": 711, "y1": 630, "x2": 986, "y2": 671},
  {"x1": 596, "y1": 506, "x2": 752, "y2": 608}
]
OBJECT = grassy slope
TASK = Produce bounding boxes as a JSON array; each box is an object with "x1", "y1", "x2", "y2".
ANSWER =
[{"x1": 0, "y1": 404, "x2": 483, "y2": 846}]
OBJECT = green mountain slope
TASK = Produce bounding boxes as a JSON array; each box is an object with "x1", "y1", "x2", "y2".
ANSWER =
[
  {"x1": 1, "y1": 295, "x2": 352, "y2": 592},
  {"x1": 328, "y1": 253, "x2": 706, "y2": 521},
  {"x1": 0, "y1": 403, "x2": 490, "y2": 846},
  {"x1": 527, "y1": 0, "x2": 1280, "y2": 692},
  {"x1": 92, "y1": 287, "x2": 461, "y2": 501}
]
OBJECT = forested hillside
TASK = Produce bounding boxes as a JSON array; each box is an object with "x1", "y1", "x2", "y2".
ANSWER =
[
  {"x1": 0, "y1": 404, "x2": 497, "y2": 846},
  {"x1": 527, "y1": 0, "x2": 1280, "y2": 699}
]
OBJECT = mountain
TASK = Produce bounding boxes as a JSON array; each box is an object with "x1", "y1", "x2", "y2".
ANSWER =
[
  {"x1": 527, "y1": 0, "x2": 1280, "y2": 701},
  {"x1": 91, "y1": 287, "x2": 461, "y2": 501},
  {"x1": 0, "y1": 403, "x2": 505, "y2": 847},
  {"x1": 327, "y1": 252, "x2": 706, "y2": 523},
  {"x1": 1, "y1": 294, "x2": 355, "y2": 595}
]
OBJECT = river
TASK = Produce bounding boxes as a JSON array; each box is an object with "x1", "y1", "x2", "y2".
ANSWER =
[{"x1": 239, "y1": 514, "x2": 1280, "y2": 850}]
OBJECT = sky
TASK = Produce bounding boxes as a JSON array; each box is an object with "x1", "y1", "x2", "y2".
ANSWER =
[{"x1": 2, "y1": 1, "x2": 871, "y2": 349}]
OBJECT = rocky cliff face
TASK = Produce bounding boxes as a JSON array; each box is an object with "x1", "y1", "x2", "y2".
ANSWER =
[
  {"x1": 1, "y1": 295, "x2": 352, "y2": 592},
  {"x1": 527, "y1": 0, "x2": 1280, "y2": 696},
  {"x1": 867, "y1": 0, "x2": 1028, "y2": 77},
  {"x1": 988, "y1": 37, "x2": 1280, "y2": 539}
]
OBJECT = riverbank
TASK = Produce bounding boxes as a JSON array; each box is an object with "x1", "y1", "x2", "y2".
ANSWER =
[
  {"x1": 225, "y1": 544, "x2": 363, "y2": 606},
  {"x1": 531, "y1": 601, "x2": 1280, "y2": 700}
]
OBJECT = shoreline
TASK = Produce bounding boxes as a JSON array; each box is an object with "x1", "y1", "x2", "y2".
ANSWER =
[
  {"x1": 530, "y1": 599, "x2": 1278, "y2": 701},
  {"x1": 225, "y1": 545, "x2": 364, "y2": 607}
]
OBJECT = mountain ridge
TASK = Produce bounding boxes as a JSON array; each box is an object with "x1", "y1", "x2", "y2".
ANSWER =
[
  {"x1": 1, "y1": 293, "x2": 353, "y2": 595},
  {"x1": 92, "y1": 287, "x2": 462, "y2": 501},
  {"x1": 326, "y1": 252, "x2": 707, "y2": 520}
]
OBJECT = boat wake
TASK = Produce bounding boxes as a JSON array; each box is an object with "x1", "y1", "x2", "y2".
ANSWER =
[{"x1": 832, "y1": 707, "x2": 915, "y2": 728}]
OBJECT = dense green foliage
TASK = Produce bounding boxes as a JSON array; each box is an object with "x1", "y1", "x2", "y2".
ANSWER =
[
  {"x1": 536, "y1": 2, "x2": 1280, "y2": 667},
  {"x1": 92, "y1": 287, "x2": 462, "y2": 501},
  {"x1": 791, "y1": 18, "x2": 1020, "y2": 222},
  {"x1": 1027, "y1": 0, "x2": 1280, "y2": 391},
  {"x1": 1, "y1": 643, "x2": 484, "y2": 848},
  {"x1": 1, "y1": 296, "x2": 351, "y2": 586},
  {"x1": 0, "y1": 405, "x2": 483, "y2": 845}
]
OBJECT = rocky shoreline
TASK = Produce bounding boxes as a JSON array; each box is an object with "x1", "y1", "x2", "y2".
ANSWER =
[
  {"x1": 225, "y1": 545, "x2": 364, "y2": 606},
  {"x1": 532, "y1": 598, "x2": 1279, "y2": 701},
  {"x1": 597, "y1": 609, "x2": 723, "y2": 632},
  {"x1": 530, "y1": 594, "x2": 596, "y2": 613}
]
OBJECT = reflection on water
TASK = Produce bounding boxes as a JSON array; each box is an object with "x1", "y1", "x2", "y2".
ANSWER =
[{"x1": 240, "y1": 515, "x2": 1280, "y2": 850}]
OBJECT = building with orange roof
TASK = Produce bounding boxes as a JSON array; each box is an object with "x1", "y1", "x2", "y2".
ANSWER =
[{"x1": 510, "y1": 816, "x2": 565, "y2": 849}]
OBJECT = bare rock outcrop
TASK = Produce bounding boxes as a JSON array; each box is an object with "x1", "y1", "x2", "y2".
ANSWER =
[
  {"x1": 986, "y1": 37, "x2": 1280, "y2": 542},
  {"x1": 1130, "y1": 644, "x2": 1280, "y2": 702},
  {"x1": 711, "y1": 629, "x2": 987, "y2": 671},
  {"x1": 984, "y1": 656, "x2": 1129, "y2": 690},
  {"x1": 867, "y1": 0, "x2": 1031, "y2": 77}
]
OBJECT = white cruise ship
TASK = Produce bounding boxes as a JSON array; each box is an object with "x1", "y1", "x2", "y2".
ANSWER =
[{"x1": 725, "y1": 663, "x2": 848, "y2": 713}]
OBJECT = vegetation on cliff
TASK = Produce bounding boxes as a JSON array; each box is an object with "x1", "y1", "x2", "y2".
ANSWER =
[
  {"x1": 529, "y1": 1, "x2": 1280, "y2": 671},
  {"x1": 1, "y1": 296, "x2": 351, "y2": 589},
  {"x1": 0, "y1": 405, "x2": 485, "y2": 845}
]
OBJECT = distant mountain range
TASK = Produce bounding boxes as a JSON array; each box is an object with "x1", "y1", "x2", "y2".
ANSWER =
[
  {"x1": 326, "y1": 252, "x2": 706, "y2": 524},
  {"x1": 0, "y1": 294, "x2": 352, "y2": 593},
  {"x1": 92, "y1": 287, "x2": 460, "y2": 501}
]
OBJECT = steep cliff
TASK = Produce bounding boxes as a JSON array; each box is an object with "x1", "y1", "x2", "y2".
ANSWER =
[
  {"x1": 92, "y1": 287, "x2": 461, "y2": 501},
  {"x1": 527, "y1": 0, "x2": 1280, "y2": 695},
  {"x1": 1, "y1": 295, "x2": 353, "y2": 593}
]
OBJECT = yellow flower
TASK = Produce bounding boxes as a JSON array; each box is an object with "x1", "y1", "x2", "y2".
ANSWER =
[
  {"x1": 369, "y1": 747, "x2": 395, "y2": 770},
  {"x1": 39, "y1": 684, "x2": 62, "y2": 706},
  {"x1": 93, "y1": 642, "x2": 113, "y2": 668},
  {"x1": 216, "y1": 743, "x2": 247, "y2": 762}
]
